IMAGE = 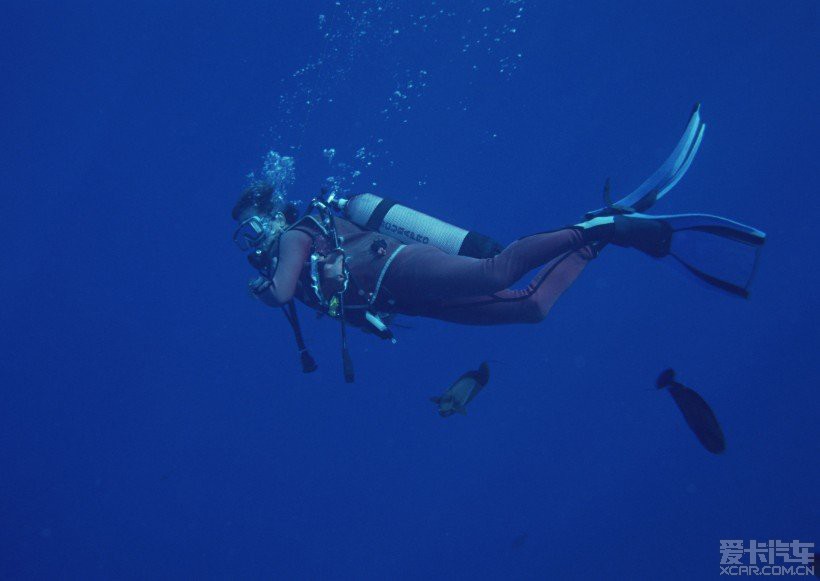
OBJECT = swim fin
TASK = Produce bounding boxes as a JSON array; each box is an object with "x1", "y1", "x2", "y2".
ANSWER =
[
  {"x1": 586, "y1": 103, "x2": 706, "y2": 218},
  {"x1": 614, "y1": 212, "x2": 766, "y2": 298}
]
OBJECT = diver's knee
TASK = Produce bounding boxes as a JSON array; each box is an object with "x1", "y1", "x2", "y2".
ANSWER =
[{"x1": 484, "y1": 270, "x2": 513, "y2": 293}]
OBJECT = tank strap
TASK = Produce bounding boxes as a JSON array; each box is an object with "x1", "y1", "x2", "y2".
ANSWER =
[
  {"x1": 365, "y1": 197, "x2": 398, "y2": 231},
  {"x1": 369, "y1": 244, "x2": 405, "y2": 309}
]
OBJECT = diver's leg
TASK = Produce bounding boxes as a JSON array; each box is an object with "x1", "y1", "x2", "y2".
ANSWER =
[
  {"x1": 384, "y1": 227, "x2": 606, "y2": 303},
  {"x1": 408, "y1": 246, "x2": 595, "y2": 325}
]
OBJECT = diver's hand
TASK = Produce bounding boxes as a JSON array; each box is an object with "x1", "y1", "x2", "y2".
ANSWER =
[
  {"x1": 248, "y1": 275, "x2": 273, "y2": 298},
  {"x1": 321, "y1": 252, "x2": 346, "y2": 294}
]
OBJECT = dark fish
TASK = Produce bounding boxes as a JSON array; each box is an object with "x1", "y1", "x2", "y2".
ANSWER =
[
  {"x1": 430, "y1": 362, "x2": 490, "y2": 417},
  {"x1": 510, "y1": 532, "x2": 528, "y2": 550},
  {"x1": 657, "y1": 368, "x2": 726, "y2": 454}
]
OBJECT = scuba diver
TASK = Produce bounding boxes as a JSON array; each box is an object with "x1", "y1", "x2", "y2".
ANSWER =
[{"x1": 234, "y1": 105, "x2": 765, "y2": 381}]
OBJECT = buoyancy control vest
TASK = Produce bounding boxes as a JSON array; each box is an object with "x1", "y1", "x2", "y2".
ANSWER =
[
  {"x1": 286, "y1": 214, "x2": 405, "y2": 322},
  {"x1": 277, "y1": 191, "x2": 503, "y2": 382}
]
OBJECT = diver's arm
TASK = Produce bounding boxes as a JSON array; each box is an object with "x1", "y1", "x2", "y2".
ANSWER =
[{"x1": 251, "y1": 229, "x2": 312, "y2": 307}]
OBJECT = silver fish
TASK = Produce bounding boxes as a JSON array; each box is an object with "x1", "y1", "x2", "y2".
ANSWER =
[{"x1": 430, "y1": 362, "x2": 490, "y2": 417}]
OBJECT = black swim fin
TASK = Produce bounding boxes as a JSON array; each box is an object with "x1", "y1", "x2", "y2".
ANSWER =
[{"x1": 615, "y1": 213, "x2": 765, "y2": 298}]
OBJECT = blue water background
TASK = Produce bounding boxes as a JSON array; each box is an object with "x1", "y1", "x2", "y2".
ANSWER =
[{"x1": 2, "y1": 1, "x2": 818, "y2": 578}]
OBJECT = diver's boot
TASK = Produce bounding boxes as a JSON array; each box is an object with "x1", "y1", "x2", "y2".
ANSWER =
[
  {"x1": 575, "y1": 214, "x2": 672, "y2": 258},
  {"x1": 610, "y1": 215, "x2": 672, "y2": 257},
  {"x1": 573, "y1": 215, "x2": 616, "y2": 256}
]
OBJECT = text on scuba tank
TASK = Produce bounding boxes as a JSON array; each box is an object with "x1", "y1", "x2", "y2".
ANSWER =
[{"x1": 381, "y1": 221, "x2": 430, "y2": 244}]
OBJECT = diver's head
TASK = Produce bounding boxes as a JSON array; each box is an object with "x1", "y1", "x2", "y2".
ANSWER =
[
  {"x1": 232, "y1": 181, "x2": 293, "y2": 275},
  {"x1": 232, "y1": 180, "x2": 300, "y2": 235},
  {"x1": 231, "y1": 180, "x2": 296, "y2": 245},
  {"x1": 232, "y1": 180, "x2": 281, "y2": 220},
  {"x1": 233, "y1": 212, "x2": 287, "y2": 252}
]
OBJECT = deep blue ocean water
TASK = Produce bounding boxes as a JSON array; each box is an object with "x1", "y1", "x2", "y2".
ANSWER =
[{"x1": 2, "y1": 1, "x2": 818, "y2": 579}]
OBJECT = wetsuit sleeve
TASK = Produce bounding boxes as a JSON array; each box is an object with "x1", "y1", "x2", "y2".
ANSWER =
[{"x1": 257, "y1": 229, "x2": 312, "y2": 307}]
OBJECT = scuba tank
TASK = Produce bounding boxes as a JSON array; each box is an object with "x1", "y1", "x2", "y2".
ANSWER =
[{"x1": 332, "y1": 193, "x2": 502, "y2": 259}]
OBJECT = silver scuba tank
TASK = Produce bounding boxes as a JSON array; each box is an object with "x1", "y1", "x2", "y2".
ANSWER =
[{"x1": 334, "y1": 193, "x2": 502, "y2": 259}]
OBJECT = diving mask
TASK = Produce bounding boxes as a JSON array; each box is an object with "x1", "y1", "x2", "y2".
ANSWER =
[{"x1": 233, "y1": 216, "x2": 274, "y2": 251}]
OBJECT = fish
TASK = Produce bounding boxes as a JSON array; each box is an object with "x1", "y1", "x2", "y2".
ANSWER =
[
  {"x1": 430, "y1": 362, "x2": 490, "y2": 417},
  {"x1": 510, "y1": 532, "x2": 528, "y2": 550},
  {"x1": 657, "y1": 368, "x2": 726, "y2": 454}
]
